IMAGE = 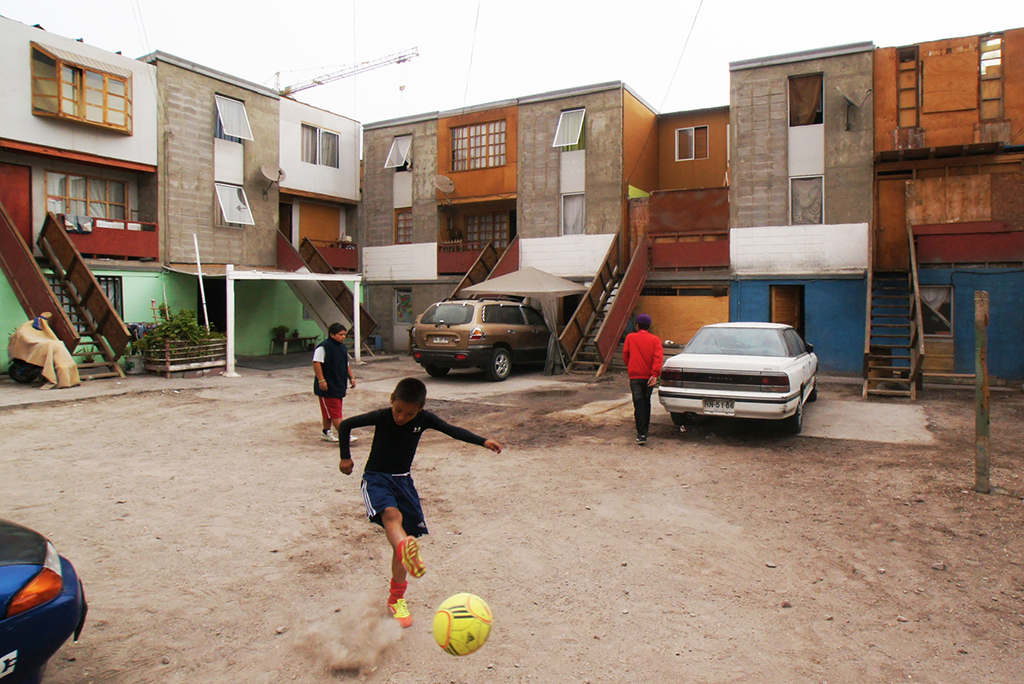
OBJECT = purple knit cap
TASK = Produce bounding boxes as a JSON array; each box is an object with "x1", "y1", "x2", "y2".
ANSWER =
[{"x1": 635, "y1": 314, "x2": 652, "y2": 327}]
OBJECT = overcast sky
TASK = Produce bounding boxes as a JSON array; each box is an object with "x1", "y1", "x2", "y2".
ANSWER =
[{"x1": 3, "y1": 0, "x2": 1023, "y2": 125}]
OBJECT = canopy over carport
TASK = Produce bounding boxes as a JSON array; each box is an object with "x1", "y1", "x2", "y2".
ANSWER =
[{"x1": 462, "y1": 267, "x2": 586, "y2": 374}]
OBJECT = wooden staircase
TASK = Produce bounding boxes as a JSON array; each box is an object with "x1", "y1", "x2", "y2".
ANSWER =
[
  {"x1": 36, "y1": 213, "x2": 130, "y2": 380},
  {"x1": 297, "y1": 238, "x2": 377, "y2": 336},
  {"x1": 451, "y1": 239, "x2": 509, "y2": 299},
  {"x1": 560, "y1": 232, "x2": 650, "y2": 377},
  {"x1": 863, "y1": 226, "x2": 925, "y2": 399}
]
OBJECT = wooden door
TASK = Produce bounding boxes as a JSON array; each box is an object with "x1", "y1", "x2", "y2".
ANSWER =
[
  {"x1": 771, "y1": 285, "x2": 804, "y2": 338},
  {"x1": 298, "y1": 201, "x2": 342, "y2": 244},
  {"x1": 0, "y1": 163, "x2": 33, "y2": 246},
  {"x1": 875, "y1": 179, "x2": 910, "y2": 271}
]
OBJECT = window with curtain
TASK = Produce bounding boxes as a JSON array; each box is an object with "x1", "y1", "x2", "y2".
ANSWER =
[
  {"x1": 46, "y1": 171, "x2": 127, "y2": 220},
  {"x1": 561, "y1": 194, "x2": 585, "y2": 235},
  {"x1": 789, "y1": 74, "x2": 823, "y2": 127},
  {"x1": 214, "y1": 183, "x2": 254, "y2": 226},
  {"x1": 214, "y1": 95, "x2": 253, "y2": 140},
  {"x1": 675, "y1": 126, "x2": 709, "y2": 161},
  {"x1": 552, "y1": 108, "x2": 586, "y2": 148},
  {"x1": 385, "y1": 135, "x2": 412, "y2": 169},
  {"x1": 451, "y1": 120, "x2": 506, "y2": 171},
  {"x1": 300, "y1": 124, "x2": 341, "y2": 167},
  {"x1": 921, "y1": 286, "x2": 953, "y2": 335},
  {"x1": 319, "y1": 130, "x2": 340, "y2": 168},
  {"x1": 301, "y1": 124, "x2": 319, "y2": 163},
  {"x1": 790, "y1": 177, "x2": 823, "y2": 225}
]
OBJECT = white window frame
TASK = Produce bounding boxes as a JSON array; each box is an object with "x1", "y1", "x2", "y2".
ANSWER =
[
  {"x1": 552, "y1": 108, "x2": 586, "y2": 147},
  {"x1": 385, "y1": 135, "x2": 412, "y2": 169},
  {"x1": 789, "y1": 176, "x2": 824, "y2": 225},
  {"x1": 319, "y1": 129, "x2": 340, "y2": 168},
  {"x1": 214, "y1": 95, "x2": 253, "y2": 141},
  {"x1": 675, "y1": 126, "x2": 709, "y2": 161},
  {"x1": 214, "y1": 183, "x2": 255, "y2": 226},
  {"x1": 561, "y1": 193, "x2": 585, "y2": 236}
]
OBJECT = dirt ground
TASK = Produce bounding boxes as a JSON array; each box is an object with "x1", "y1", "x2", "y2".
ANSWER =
[{"x1": 1, "y1": 357, "x2": 1023, "y2": 684}]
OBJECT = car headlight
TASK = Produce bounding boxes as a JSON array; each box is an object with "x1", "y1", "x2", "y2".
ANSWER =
[{"x1": 5, "y1": 542, "x2": 64, "y2": 617}]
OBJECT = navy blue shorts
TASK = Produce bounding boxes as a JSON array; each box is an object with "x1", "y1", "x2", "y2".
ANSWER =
[{"x1": 361, "y1": 471, "x2": 428, "y2": 537}]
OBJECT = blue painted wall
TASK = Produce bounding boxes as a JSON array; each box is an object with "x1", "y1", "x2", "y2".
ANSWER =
[
  {"x1": 730, "y1": 277, "x2": 866, "y2": 374},
  {"x1": 919, "y1": 268, "x2": 1024, "y2": 381}
]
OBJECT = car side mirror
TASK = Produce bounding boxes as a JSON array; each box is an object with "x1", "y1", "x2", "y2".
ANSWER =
[{"x1": 805, "y1": 342, "x2": 814, "y2": 353}]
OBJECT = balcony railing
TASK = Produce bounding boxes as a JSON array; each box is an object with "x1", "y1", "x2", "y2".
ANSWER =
[
  {"x1": 61, "y1": 215, "x2": 159, "y2": 261},
  {"x1": 306, "y1": 239, "x2": 358, "y2": 271},
  {"x1": 437, "y1": 239, "x2": 499, "y2": 275}
]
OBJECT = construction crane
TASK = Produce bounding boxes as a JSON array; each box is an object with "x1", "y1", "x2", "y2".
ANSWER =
[{"x1": 277, "y1": 47, "x2": 419, "y2": 97}]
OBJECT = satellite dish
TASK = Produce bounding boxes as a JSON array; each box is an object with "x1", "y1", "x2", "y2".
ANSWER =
[
  {"x1": 835, "y1": 87, "x2": 860, "y2": 109},
  {"x1": 261, "y1": 164, "x2": 286, "y2": 183},
  {"x1": 433, "y1": 174, "x2": 455, "y2": 194},
  {"x1": 261, "y1": 165, "x2": 286, "y2": 199}
]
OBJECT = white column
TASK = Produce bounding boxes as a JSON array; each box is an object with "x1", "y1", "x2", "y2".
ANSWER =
[
  {"x1": 352, "y1": 277, "x2": 361, "y2": 364},
  {"x1": 224, "y1": 264, "x2": 240, "y2": 377}
]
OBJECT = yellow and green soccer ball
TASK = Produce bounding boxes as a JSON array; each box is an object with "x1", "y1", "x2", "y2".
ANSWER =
[{"x1": 432, "y1": 593, "x2": 493, "y2": 656}]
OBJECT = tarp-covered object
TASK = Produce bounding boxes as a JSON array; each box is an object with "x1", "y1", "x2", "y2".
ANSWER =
[
  {"x1": 7, "y1": 316, "x2": 80, "y2": 388},
  {"x1": 462, "y1": 267, "x2": 586, "y2": 374}
]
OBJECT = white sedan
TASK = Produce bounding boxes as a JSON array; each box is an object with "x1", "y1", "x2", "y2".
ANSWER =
[{"x1": 657, "y1": 323, "x2": 818, "y2": 434}]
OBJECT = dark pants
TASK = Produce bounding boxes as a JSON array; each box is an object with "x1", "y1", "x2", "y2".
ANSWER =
[{"x1": 630, "y1": 378, "x2": 654, "y2": 437}]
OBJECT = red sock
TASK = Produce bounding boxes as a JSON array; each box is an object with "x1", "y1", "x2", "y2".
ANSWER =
[{"x1": 389, "y1": 579, "x2": 407, "y2": 605}]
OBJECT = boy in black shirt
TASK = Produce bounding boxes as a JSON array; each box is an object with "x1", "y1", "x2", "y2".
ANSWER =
[{"x1": 336, "y1": 377, "x2": 502, "y2": 628}]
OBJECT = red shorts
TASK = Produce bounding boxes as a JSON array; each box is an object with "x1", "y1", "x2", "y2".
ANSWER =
[{"x1": 318, "y1": 396, "x2": 343, "y2": 421}]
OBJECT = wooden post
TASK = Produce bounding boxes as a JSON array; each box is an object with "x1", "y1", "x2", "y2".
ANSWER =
[{"x1": 975, "y1": 291, "x2": 990, "y2": 494}]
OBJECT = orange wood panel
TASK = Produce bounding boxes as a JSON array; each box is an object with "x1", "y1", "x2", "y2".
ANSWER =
[
  {"x1": 436, "y1": 105, "x2": 518, "y2": 200},
  {"x1": 873, "y1": 48, "x2": 900, "y2": 153},
  {"x1": 623, "y1": 89, "x2": 659, "y2": 194},
  {"x1": 636, "y1": 295, "x2": 729, "y2": 346},
  {"x1": 298, "y1": 202, "x2": 342, "y2": 244},
  {"x1": 922, "y1": 51, "x2": 978, "y2": 113},
  {"x1": 1004, "y1": 29, "x2": 1024, "y2": 141},
  {"x1": 658, "y1": 108, "x2": 730, "y2": 191}
]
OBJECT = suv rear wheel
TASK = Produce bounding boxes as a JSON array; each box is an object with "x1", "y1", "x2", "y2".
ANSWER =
[{"x1": 484, "y1": 348, "x2": 511, "y2": 382}]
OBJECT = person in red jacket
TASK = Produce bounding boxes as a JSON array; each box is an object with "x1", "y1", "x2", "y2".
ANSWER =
[{"x1": 622, "y1": 313, "x2": 663, "y2": 445}]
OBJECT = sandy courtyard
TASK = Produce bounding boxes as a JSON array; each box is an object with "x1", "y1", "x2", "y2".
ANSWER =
[{"x1": 1, "y1": 357, "x2": 1022, "y2": 683}]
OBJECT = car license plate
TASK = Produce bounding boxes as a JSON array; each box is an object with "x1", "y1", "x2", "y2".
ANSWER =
[
  {"x1": 430, "y1": 335, "x2": 449, "y2": 344},
  {"x1": 703, "y1": 398, "x2": 735, "y2": 416}
]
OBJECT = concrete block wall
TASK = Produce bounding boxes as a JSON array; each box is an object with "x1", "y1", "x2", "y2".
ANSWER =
[
  {"x1": 517, "y1": 87, "x2": 624, "y2": 238},
  {"x1": 155, "y1": 58, "x2": 280, "y2": 266},
  {"x1": 360, "y1": 118, "x2": 438, "y2": 248},
  {"x1": 730, "y1": 48, "x2": 874, "y2": 230}
]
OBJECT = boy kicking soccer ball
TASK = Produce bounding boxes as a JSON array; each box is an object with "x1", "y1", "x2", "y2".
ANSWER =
[{"x1": 335, "y1": 377, "x2": 502, "y2": 628}]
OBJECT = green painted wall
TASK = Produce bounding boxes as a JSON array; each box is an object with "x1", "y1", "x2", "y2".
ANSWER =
[
  {"x1": 233, "y1": 280, "x2": 324, "y2": 356},
  {"x1": 1, "y1": 275, "x2": 25, "y2": 366}
]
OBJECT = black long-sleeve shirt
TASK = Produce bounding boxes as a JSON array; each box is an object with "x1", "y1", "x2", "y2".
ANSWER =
[{"x1": 337, "y1": 408, "x2": 487, "y2": 474}]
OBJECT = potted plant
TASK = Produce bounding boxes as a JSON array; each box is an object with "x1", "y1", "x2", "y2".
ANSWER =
[
  {"x1": 291, "y1": 329, "x2": 300, "y2": 338},
  {"x1": 272, "y1": 325, "x2": 290, "y2": 340},
  {"x1": 137, "y1": 309, "x2": 226, "y2": 378}
]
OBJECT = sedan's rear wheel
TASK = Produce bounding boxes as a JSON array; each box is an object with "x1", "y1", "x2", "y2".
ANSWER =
[
  {"x1": 484, "y1": 348, "x2": 511, "y2": 382},
  {"x1": 782, "y1": 395, "x2": 804, "y2": 435},
  {"x1": 424, "y1": 364, "x2": 450, "y2": 378},
  {"x1": 807, "y1": 380, "x2": 818, "y2": 403}
]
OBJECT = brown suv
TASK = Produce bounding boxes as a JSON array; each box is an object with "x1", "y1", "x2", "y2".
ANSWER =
[{"x1": 410, "y1": 298, "x2": 551, "y2": 381}]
